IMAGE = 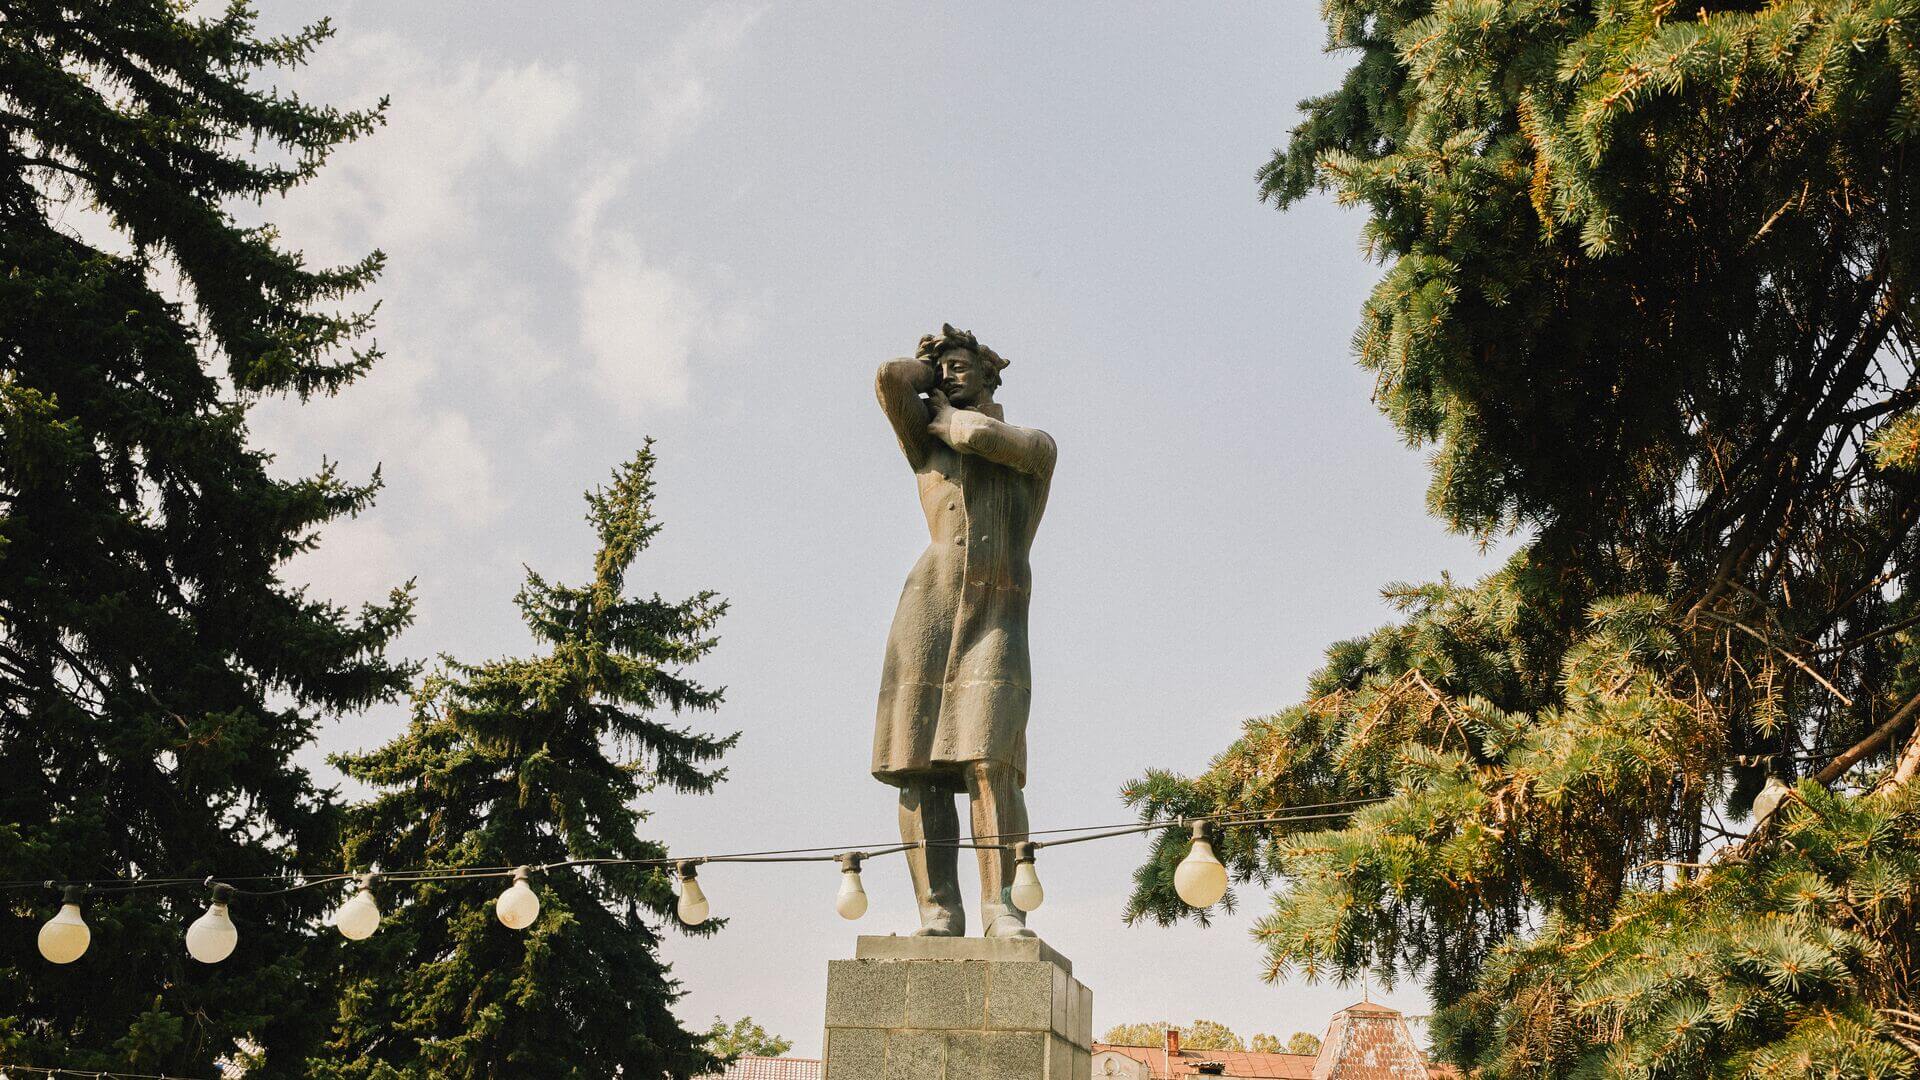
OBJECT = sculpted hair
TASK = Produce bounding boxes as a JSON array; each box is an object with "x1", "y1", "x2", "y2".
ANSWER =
[{"x1": 916, "y1": 323, "x2": 1009, "y2": 388}]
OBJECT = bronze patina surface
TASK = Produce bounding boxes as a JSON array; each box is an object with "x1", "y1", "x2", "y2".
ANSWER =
[{"x1": 872, "y1": 324, "x2": 1055, "y2": 939}]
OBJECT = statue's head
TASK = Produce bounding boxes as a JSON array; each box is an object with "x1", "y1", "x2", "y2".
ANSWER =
[{"x1": 916, "y1": 323, "x2": 1009, "y2": 409}]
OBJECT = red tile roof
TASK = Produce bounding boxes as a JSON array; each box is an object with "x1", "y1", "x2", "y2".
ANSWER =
[
  {"x1": 1312, "y1": 1003, "x2": 1435, "y2": 1080},
  {"x1": 713, "y1": 1055, "x2": 823, "y2": 1080}
]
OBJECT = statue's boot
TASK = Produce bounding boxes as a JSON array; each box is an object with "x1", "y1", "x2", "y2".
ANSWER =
[
  {"x1": 983, "y1": 901, "x2": 1037, "y2": 939},
  {"x1": 911, "y1": 852, "x2": 965, "y2": 938},
  {"x1": 902, "y1": 779, "x2": 966, "y2": 936}
]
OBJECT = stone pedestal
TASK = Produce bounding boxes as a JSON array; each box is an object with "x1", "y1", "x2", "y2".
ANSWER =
[{"x1": 823, "y1": 935, "x2": 1092, "y2": 1079}]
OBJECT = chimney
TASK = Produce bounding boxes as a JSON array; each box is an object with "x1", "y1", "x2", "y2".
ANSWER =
[{"x1": 1166, "y1": 1027, "x2": 1181, "y2": 1057}]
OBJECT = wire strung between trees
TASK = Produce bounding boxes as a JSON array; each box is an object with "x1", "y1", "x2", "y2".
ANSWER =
[
  {"x1": 16, "y1": 796, "x2": 1391, "y2": 969},
  {"x1": 0, "y1": 804, "x2": 1394, "y2": 1076},
  {"x1": 6, "y1": 796, "x2": 1390, "y2": 894},
  {"x1": 0, "y1": 1065, "x2": 211, "y2": 1080}
]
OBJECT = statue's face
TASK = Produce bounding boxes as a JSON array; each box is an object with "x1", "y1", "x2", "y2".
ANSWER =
[{"x1": 939, "y1": 349, "x2": 992, "y2": 407}]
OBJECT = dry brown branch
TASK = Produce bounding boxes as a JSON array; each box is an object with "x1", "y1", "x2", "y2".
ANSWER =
[
  {"x1": 1816, "y1": 691, "x2": 1920, "y2": 786},
  {"x1": 1883, "y1": 723, "x2": 1920, "y2": 791},
  {"x1": 1626, "y1": 859, "x2": 1714, "y2": 875},
  {"x1": 1705, "y1": 611, "x2": 1854, "y2": 707}
]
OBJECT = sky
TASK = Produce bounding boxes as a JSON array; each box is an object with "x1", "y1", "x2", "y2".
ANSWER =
[{"x1": 246, "y1": 1, "x2": 1502, "y2": 1056}]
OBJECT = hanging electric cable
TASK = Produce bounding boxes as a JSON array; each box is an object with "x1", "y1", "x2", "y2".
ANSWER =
[{"x1": 11, "y1": 796, "x2": 1388, "y2": 959}]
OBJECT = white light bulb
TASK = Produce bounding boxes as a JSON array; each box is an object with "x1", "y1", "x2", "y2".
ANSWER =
[
  {"x1": 1174, "y1": 837, "x2": 1229, "y2": 908},
  {"x1": 677, "y1": 867, "x2": 710, "y2": 926},
  {"x1": 835, "y1": 867, "x2": 869, "y2": 920},
  {"x1": 1753, "y1": 776, "x2": 1794, "y2": 828},
  {"x1": 38, "y1": 889, "x2": 91, "y2": 964},
  {"x1": 496, "y1": 868, "x2": 540, "y2": 930},
  {"x1": 333, "y1": 881, "x2": 382, "y2": 941},
  {"x1": 186, "y1": 889, "x2": 239, "y2": 964},
  {"x1": 1009, "y1": 858, "x2": 1044, "y2": 912}
]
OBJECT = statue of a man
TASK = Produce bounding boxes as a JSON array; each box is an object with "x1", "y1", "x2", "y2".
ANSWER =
[{"x1": 872, "y1": 324, "x2": 1056, "y2": 938}]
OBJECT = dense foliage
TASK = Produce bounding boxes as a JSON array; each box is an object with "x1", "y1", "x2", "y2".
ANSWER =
[
  {"x1": 1275, "y1": 1032, "x2": 1323, "y2": 1057},
  {"x1": 1099, "y1": 1021, "x2": 1323, "y2": 1056},
  {"x1": 705, "y1": 1016, "x2": 795, "y2": 1060},
  {"x1": 0, "y1": 2, "x2": 408, "y2": 1074},
  {"x1": 1101, "y1": 1019, "x2": 1261, "y2": 1051},
  {"x1": 1129, "y1": 2, "x2": 1920, "y2": 1076},
  {"x1": 318, "y1": 447, "x2": 732, "y2": 1080}
]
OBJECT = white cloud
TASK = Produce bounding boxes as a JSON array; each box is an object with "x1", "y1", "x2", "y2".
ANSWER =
[
  {"x1": 576, "y1": 236, "x2": 702, "y2": 408},
  {"x1": 252, "y1": 8, "x2": 764, "y2": 608},
  {"x1": 635, "y1": 6, "x2": 765, "y2": 156},
  {"x1": 561, "y1": 165, "x2": 710, "y2": 413},
  {"x1": 558, "y1": 6, "x2": 764, "y2": 416},
  {"x1": 545, "y1": 5, "x2": 765, "y2": 414},
  {"x1": 252, "y1": 32, "x2": 591, "y2": 608},
  {"x1": 407, "y1": 410, "x2": 501, "y2": 528},
  {"x1": 283, "y1": 514, "x2": 410, "y2": 617},
  {"x1": 281, "y1": 33, "x2": 583, "y2": 256}
]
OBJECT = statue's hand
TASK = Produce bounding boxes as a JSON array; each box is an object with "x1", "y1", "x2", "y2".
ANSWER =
[
  {"x1": 925, "y1": 389, "x2": 959, "y2": 447},
  {"x1": 906, "y1": 356, "x2": 941, "y2": 393}
]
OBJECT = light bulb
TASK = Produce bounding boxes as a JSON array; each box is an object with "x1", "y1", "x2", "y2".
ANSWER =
[
  {"x1": 834, "y1": 855, "x2": 868, "y2": 921},
  {"x1": 333, "y1": 878, "x2": 381, "y2": 941},
  {"x1": 1753, "y1": 776, "x2": 1794, "y2": 829},
  {"x1": 677, "y1": 862, "x2": 710, "y2": 926},
  {"x1": 1009, "y1": 843, "x2": 1044, "y2": 912},
  {"x1": 1174, "y1": 821, "x2": 1229, "y2": 908},
  {"x1": 186, "y1": 885, "x2": 238, "y2": 964},
  {"x1": 496, "y1": 867, "x2": 540, "y2": 930},
  {"x1": 38, "y1": 886, "x2": 91, "y2": 964}
]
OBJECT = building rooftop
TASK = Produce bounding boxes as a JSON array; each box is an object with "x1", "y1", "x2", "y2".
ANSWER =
[
  {"x1": 1311, "y1": 1000, "x2": 1441, "y2": 1080},
  {"x1": 1093, "y1": 1001, "x2": 1456, "y2": 1080},
  {"x1": 717, "y1": 1000, "x2": 1457, "y2": 1080},
  {"x1": 712, "y1": 1055, "x2": 824, "y2": 1080}
]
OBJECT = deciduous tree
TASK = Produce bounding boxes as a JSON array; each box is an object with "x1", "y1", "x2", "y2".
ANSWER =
[
  {"x1": 705, "y1": 1016, "x2": 794, "y2": 1060},
  {"x1": 1100, "y1": 1020, "x2": 1245, "y2": 1051},
  {"x1": 1249, "y1": 1032, "x2": 1320, "y2": 1057}
]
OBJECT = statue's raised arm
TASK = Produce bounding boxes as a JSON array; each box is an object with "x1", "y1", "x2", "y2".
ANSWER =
[
  {"x1": 925, "y1": 389, "x2": 1055, "y2": 477},
  {"x1": 874, "y1": 355, "x2": 939, "y2": 470}
]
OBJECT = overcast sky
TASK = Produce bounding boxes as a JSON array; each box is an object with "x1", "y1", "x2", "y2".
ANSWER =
[{"x1": 249, "y1": 1, "x2": 1500, "y2": 1055}]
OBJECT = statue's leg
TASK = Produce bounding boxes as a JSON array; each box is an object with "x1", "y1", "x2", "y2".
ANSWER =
[
  {"x1": 966, "y1": 762, "x2": 1036, "y2": 939},
  {"x1": 900, "y1": 778, "x2": 964, "y2": 936}
]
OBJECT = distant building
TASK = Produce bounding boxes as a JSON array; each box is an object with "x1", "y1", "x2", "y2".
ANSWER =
[
  {"x1": 714, "y1": 1056, "x2": 825, "y2": 1080},
  {"x1": 715, "y1": 1001, "x2": 1451, "y2": 1080},
  {"x1": 1093, "y1": 1002, "x2": 1451, "y2": 1079}
]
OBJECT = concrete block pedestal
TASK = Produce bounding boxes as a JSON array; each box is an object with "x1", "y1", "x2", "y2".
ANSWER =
[{"x1": 824, "y1": 935, "x2": 1092, "y2": 1079}]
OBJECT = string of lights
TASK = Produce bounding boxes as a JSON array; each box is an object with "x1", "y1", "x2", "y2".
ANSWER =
[
  {"x1": 0, "y1": 1066, "x2": 211, "y2": 1080},
  {"x1": 23, "y1": 798, "x2": 1388, "y2": 966}
]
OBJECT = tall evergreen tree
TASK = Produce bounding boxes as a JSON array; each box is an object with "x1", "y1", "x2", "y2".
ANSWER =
[
  {"x1": 1130, "y1": 2, "x2": 1920, "y2": 1076},
  {"x1": 0, "y1": 2, "x2": 407, "y2": 1075},
  {"x1": 320, "y1": 446, "x2": 733, "y2": 1079}
]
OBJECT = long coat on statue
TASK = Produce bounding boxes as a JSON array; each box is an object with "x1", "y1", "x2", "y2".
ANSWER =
[{"x1": 872, "y1": 360, "x2": 1056, "y2": 791}]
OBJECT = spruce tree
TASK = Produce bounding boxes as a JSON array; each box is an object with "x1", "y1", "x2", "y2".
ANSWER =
[
  {"x1": 0, "y1": 2, "x2": 407, "y2": 1075},
  {"x1": 1130, "y1": 2, "x2": 1920, "y2": 1075},
  {"x1": 320, "y1": 446, "x2": 732, "y2": 1079}
]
